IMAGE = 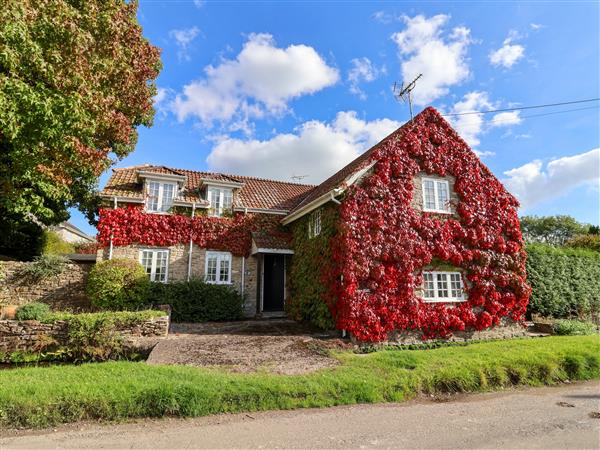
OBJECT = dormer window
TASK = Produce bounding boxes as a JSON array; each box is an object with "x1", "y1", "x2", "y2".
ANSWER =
[
  {"x1": 146, "y1": 181, "x2": 176, "y2": 213},
  {"x1": 208, "y1": 187, "x2": 233, "y2": 217},
  {"x1": 422, "y1": 178, "x2": 450, "y2": 213}
]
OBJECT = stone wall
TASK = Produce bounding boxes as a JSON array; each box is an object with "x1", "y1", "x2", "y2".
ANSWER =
[
  {"x1": 0, "y1": 261, "x2": 93, "y2": 310},
  {"x1": 0, "y1": 315, "x2": 169, "y2": 354},
  {"x1": 97, "y1": 244, "x2": 259, "y2": 317}
]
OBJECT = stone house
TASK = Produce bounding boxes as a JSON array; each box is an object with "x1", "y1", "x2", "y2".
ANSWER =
[{"x1": 97, "y1": 107, "x2": 529, "y2": 342}]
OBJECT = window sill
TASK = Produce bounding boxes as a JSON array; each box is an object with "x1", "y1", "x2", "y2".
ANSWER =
[
  {"x1": 205, "y1": 281, "x2": 233, "y2": 285},
  {"x1": 422, "y1": 298, "x2": 466, "y2": 303},
  {"x1": 422, "y1": 209, "x2": 452, "y2": 215}
]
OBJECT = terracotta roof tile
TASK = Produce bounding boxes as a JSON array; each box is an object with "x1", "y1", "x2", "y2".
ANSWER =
[
  {"x1": 100, "y1": 165, "x2": 314, "y2": 212},
  {"x1": 251, "y1": 231, "x2": 292, "y2": 250}
]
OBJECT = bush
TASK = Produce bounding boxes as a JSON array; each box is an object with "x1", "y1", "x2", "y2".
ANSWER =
[
  {"x1": 86, "y1": 259, "x2": 150, "y2": 310},
  {"x1": 565, "y1": 234, "x2": 600, "y2": 252},
  {"x1": 20, "y1": 254, "x2": 69, "y2": 280},
  {"x1": 553, "y1": 319, "x2": 597, "y2": 336},
  {"x1": 148, "y1": 279, "x2": 243, "y2": 322},
  {"x1": 526, "y1": 244, "x2": 600, "y2": 322},
  {"x1": 15, "y1": 302, "x2": 51, "y2": 321},
  {"x1": 42, "y1": 230, "x2": 75, "y2": 255}
]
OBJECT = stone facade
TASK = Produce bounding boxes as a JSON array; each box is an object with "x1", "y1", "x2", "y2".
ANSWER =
[
  {"x1": 0, "y1": 261, "x2": 92, "y2": 310},
  {"x1": 0, "y1": 315, "x2": 169, "y2": 355},
  {"x1": 98, "y1": 244, "x2": 259, "y2": 317}
]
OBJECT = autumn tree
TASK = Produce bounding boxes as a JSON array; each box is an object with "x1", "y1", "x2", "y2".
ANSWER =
[
  {"x1": 520, "y1": 215, "x2": 591, "y2": 246},
  {"x1": 0, "y1": 0, "x2": 161, "y2": 259}
]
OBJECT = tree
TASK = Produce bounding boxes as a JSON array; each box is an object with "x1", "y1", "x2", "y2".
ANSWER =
[
  {"x1": 0, "y1": 0, "x2": 161, "y2": 258},
  {"x1": 520, "y1": 215, "x2": 590, "y2": 246}
]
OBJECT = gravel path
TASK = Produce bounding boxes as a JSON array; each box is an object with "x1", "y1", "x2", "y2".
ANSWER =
[{"x1": 2, "y1": 381, "x2": 599, "y2": 449}]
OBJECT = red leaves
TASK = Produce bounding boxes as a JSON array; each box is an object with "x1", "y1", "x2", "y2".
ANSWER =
[{"x1": 327, "y1": 107, "x2": 530, "y2": 342}]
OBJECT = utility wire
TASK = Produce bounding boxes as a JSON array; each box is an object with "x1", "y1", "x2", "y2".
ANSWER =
[
  {"x1": 484, "y1": 105, "x2": 599, "y2": 126},
  {"x1": 443, "y1": 98, "x2": 600, "y2": 117}
]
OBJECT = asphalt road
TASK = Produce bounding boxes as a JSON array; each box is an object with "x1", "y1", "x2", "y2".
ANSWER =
[{"x1": 2, "y1": 381, "x2": 599, "y2": 449}]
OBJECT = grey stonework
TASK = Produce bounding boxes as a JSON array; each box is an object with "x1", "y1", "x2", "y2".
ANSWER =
[
  {"x1": 0, "y1": 315, "x2": 169, "y2": 354},
  {"x1": 0, "y1": 261, "x2": 92, "y2": 310}
]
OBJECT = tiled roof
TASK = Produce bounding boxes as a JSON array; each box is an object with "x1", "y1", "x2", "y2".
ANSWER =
[
  {"x1": 100, "y1": 165, "x2": 315, "y2": 212},
  {"x1": 251, "y1": 231, "x2": 292, "y2": 250}
]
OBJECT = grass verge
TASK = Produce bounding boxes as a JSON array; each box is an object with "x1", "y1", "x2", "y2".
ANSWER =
[{"x1": 1, "y1": 335, "x2": 598, "y2": 428}]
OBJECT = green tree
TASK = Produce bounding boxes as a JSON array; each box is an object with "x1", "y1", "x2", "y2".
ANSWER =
[
  {"x1": 0, "y1": 0, "x2": 161, "y2": 259},
  {"x1": 520, "y1": 215, "x2": 590, "y2": 246}
]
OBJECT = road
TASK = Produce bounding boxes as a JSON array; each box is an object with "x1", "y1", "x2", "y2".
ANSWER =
[{"x1": 1, "y1": 381, "x2": 599, "y2": 449}]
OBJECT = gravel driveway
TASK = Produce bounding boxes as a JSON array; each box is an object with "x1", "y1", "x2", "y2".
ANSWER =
[{"x1": 145, "y1": 319, "x2": 349, "y2": 374}]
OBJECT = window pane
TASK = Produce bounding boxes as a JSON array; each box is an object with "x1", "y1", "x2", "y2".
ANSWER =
[
  {"x1": 423, "y1": 272, "x2": 435, "y2": 298},
  {"x1": 155, "y1": 251, "x2": 168, "y2": 282},
  {"x1": 219, "y1": 258, "x2": 230, "y2": 282},
  {"x1": 206, "y1": 255, "x2": 217, "y2": 282},
  {"x1": 222, "y1": 189, "x2": 233, "y2": 212},
  {"x1": 209, "y1": 188, "x2": 221, "y2": 216},
  {"x1": 423, "y1": 180, "x2": 436, "y2": 210},
  {"x1": 147, "y1": 182, "x2": 160, "y2": 212},
  {"x1": 436, "y1": 273, "x2": 449, "y2": 298},
  {"x1": 161, "y1": 184, "x2": 174, "y2": 212},
  {"x1": 436, "y1": 181, "x2": 449, "y2": 211},
  {"x1": 141, "y1": 251, "x2": 153, "y2": 278},
  {"x1": 314, "y1": 210, "x2": 321, "y2": 236},
  {"x1": 450, "y1": 273, "x2": 463, "y2": 299}
]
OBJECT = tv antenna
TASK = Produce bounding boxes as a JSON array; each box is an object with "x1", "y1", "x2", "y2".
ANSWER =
[
  {"x1": 291, "y1": 174, "x2": 308, "y2": 182},
  {"x1": 393, "y1": 73, "x2": 422, "y2": 120}
]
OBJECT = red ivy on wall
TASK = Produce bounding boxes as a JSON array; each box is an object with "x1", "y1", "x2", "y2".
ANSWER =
[
  {"x1": 97, "y1": 206, "x2": 285, "y2": 257},
  {"x1": 324, "y1": 107, "x2": 530, "y2": 342}
]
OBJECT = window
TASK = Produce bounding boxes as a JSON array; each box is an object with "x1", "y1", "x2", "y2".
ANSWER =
[
  {"x1": 421, "y1": 178, "x2": 451, "y2": 213},
  {"x1": 421, "y1": 271, "x2": 465, "y2": 302},
  {"x1": 205, "y1": 251, "x2": 232, "y2": 284},
  {"x1": 308, "y1": 209, "x2": 322, "y2": 238},
  {"x1": 208, "y1": 187, "x2": 233, "y2": 217},
  {"x1": 146, "y1": 181, "x2": 176, "y2": 213},
  {"x1": 139, "y1": 249, "x2": 169, "y2": 282}
]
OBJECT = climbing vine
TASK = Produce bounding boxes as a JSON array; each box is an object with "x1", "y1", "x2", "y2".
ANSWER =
[
  {"x1": 326, "y1": 107, "x2": 530, "y2": 342},
  {"x1": 96, "y1": 206, "x2": 286, "y2": 257}
]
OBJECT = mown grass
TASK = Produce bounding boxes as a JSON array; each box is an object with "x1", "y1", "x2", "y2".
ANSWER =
[{"x1": 0, "y1": 335, "x2": 598, "y2": 428}]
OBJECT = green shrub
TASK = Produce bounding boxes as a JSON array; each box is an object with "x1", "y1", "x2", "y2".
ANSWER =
[
  {"x1": 15, "y1": 302, "x2": 51, "y2": 321},
  {"x1": 526, "y1": 244, "x2": 600, "y2": 322},
  {"x1": 42, "y1": 230, "x2": 75, "y2": 255},
  {"x1": 20, "y1": 254, "x2": 69, "y2": 280},
  {"x1": 86, "y1": 259, "x2": 150, "y2": 310},
  {"x1": 553, "y1": 319, "x2": 597, "y2": 336},
  {"x1": 148, "y1": 279, "x2": 243, "y2": 322},
  {"x1": 565, "y1": 234, "x2": 600, "y2": 252}
]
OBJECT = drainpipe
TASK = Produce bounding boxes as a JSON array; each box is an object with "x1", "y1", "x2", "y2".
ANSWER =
[
  {"x1": 241, "y1": 255, "x2": 245, "y2": 298},
  {"x1": 108, "y1": 196, "x2": 117, "y2": 260},
  {"x1": 187, "y1": 203, "x2": 196, "y2": 281},
  {"x1": 330, "y1": 192, "x2": 341, "y2": 205}
]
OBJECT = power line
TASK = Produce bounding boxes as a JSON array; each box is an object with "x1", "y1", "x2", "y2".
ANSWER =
[
  {"x1": 485, "y1": 105, "x2": 599, "y2": 126},
  {"x1": 443, "y1": 98, "x2": 600, "y2": 117}
]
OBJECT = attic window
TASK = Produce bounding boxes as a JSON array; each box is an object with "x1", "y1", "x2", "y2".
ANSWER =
[
  {"x1": 422, "y1": 178, "x2": 450, "y2": 213},
  {"x1": 208, "y1": 187, "x2": 233, "y2": 217},
  {"x1": 308, "y1": 209, "x2": 322, "y2": 238},
  {"x1": 146, "y1": 181, "x2": 176, "y2": 213}
]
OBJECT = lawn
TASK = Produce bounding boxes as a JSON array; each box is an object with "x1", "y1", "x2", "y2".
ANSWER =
[{"x1": 1, "y1": 335, "x2": 598, "y2": 428}]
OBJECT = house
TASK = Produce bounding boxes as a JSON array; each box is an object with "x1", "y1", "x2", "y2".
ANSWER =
[
  {"x1": 50, "y1": 221, "x2": 96, "y2": 244},
  {"x1": 96, "y1": 107, "x2": 530, "y2": 342}
]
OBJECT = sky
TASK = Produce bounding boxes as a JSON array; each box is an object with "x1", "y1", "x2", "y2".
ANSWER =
[{"x1": 70, "y1": 0, "x2": 600, "y2": 235}]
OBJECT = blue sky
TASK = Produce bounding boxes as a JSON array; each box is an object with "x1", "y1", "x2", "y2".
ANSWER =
[{"x1": 70, "y1": 1, "x2": 599, "y2": 235}]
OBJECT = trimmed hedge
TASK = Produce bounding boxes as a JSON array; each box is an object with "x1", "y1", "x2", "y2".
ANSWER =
[
  {"x1": 148, "y1": 279, "x2": 243, "y2": 322},
  {"x1": 15, "y1": 302, "x2": 50, "y2": 321},
  {"x1": 526, "y1": 243, "x2": 600, "y2": 321},
  {"x1": 86, "y1": 259, "x2": 150, "y2": 310}
]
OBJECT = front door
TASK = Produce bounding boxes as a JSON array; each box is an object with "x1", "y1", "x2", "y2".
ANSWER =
[{"x1": 263, "y1": 254, "x2": 285, "y2": 311}]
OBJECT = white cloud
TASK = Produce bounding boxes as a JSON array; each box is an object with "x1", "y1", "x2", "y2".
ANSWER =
[
  {"x1": 372, "y1": 11, "x2": 395, "y2": 24},
  {"x1": 206, "y1": 111, "x2": 402, "y2": 183},
  {"x1": 503, "y1": 148, "x2": 600, "y2": 208},
  {"x1": 489, "y1": 30, "x2": 525, "y2": 68},
  {"x1": 169, "y1": 27, "x2": 200, "y2": 61},
  {"x1": 446, "y1": 92, "x2": 522, "y2": 150},
  {"x1": 391, "y1": 14, "x2": 472, "y2": 105},
  {"x1": 153, "y1": 87, "x2": 168, "y2": 106},
  {"x1": 348, "y1": 57, "x2": 384, "y2": 100},
  {"x1": 530, "y1": 23, "x2": 544, "y2": 30},
  {"x1": 193, "y1": 0, "x2": 204, "y2": 8},
  {"x1": 171, "y1": 33, "x2": 339, "y2": 127}
]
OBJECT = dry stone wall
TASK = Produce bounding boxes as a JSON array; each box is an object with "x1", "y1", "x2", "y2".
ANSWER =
[{"x1": 0, "y1": 261, "x2": 93, "y2": 310}]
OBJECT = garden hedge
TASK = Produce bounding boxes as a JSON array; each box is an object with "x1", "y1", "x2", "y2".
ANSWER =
[
  {"x1": 148, "y1": 279, "x2": 244, "y2": 322},
  {"x1": 526, "y1": 243, "x2": 600, "y2": 320}
]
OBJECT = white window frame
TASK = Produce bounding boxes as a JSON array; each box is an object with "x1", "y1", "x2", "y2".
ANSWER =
[
  {"x1": 145, "y1": 181, "x2": 177, "y2": 213},
  {"x1": 139, "y1": 249, "x2": 169, "y2": 283},
  {"x1": 308, "y1": 209, "x2": 322, "y2": 238},
  {"x1": 421, "y1": 271, "x2": 465, "y2": 303},
  {"x1": 208, "y1": 187, "x2": 233, "y2": 217},
  {"x1": 421, "y1": 177, "x2": 451, "y2": 213},
  {"x1": 205, "y1": 251, "x2": 232, "y2": 284}
]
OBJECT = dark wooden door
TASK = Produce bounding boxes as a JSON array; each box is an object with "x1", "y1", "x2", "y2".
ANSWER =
[{"x1": 263, "y1": 254, "x2": 285, "y2": 311}]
